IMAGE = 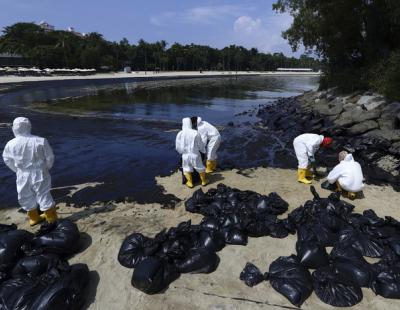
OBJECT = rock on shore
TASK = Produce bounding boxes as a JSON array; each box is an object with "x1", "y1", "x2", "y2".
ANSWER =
[{"x1": 256, "y1": 89, "x2": 400, "y2": 189}]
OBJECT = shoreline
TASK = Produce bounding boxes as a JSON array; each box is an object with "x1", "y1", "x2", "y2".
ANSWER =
[{"x1": 0, "y1": 70, "x2": 321, "y2": 85}]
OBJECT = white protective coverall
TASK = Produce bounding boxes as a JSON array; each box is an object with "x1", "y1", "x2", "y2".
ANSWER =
[
  {"x1": 327, "y1": 153, "x2": 365, "y2": 192},
  {"x1": 2, "y1": 117, "x2": 55, "y2": 211},
  {"x1": 293, "y1": 133, "x2": 324, "y2": 169},
  {"x1": 197, "y1": 117, "x2": 221, "y2": 161},
  {"x1": 176, "y1": 118, "x2": 206, "y2": 173}
]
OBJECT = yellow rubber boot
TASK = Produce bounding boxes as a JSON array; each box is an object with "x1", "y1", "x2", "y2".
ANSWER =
[
  {"x1": 27, "y1": 209, "x2": 45, "y2": 226},
  {"x1": 43, "y1": 207, "x2": 58, "y2": 223},
  {"x1": 199, "y1": 172, "x2": 209, "y2": 186},
  {"x1": 297, "y1": 168, "x2": 312, "y2": 184},
  {"x1": 212, "y1": 160, "x2": 217, "y2": 171},
  {"x1": 348, "y1": 192, "x2": 357, "y2": 200},
  {"x1": 183, "y1": 173, "x2": 194, "y2": 188},
  {"x1": 206, "y1": 160, "x2": 214, "y2": 173}
]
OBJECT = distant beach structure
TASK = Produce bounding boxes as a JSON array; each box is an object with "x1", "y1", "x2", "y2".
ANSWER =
[{"x1": 277, "y1": 68, "x2": 313, "y2": 72}]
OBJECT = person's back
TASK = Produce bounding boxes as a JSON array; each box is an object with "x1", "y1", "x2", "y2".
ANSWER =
[
  {"x1": 327, "y1": 153, "x2": 364, "y2": 193},
  {"x1": 2, "y1": 117, "x2": 57, "y2": 226},
  {"x1": 5, "y1": 135, "x2": 52, "y2": 171},
  {"x1": 197, "y1": 119, "x2": 219, "y2": 141}
]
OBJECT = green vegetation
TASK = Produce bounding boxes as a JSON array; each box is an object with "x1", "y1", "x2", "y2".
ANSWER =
[
  {"x1": 0, "y1": 22, "x2": 319, "y2": 72},
  {"x1": 273, "y1": 0, "x2": 400, "y2": 99}
]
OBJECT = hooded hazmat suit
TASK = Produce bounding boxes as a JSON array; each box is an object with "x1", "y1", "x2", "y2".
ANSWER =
[
  {"x1": 2, "y1": 117, "x2": 55, "y2": 211},
  {"x1": 327, "y1": 153, "x2": 364, "y2": 192},
  {"x1": 197, "y1": 117, "x2": 221, "y2": 161},
  {"x1": 293, "y1": 134, "x2": 324, "y2": 169},
  {"x1": 176, "y1": 118, "x2": 206, "y2": 173}
]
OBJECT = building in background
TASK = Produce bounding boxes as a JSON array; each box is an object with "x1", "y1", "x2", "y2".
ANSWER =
[
  {"x1": 38, "y1": 21, "x2": 55, "y2": 32},
  {"x1": 67, "y1": 27, "x2": 86, "y2": 37}
]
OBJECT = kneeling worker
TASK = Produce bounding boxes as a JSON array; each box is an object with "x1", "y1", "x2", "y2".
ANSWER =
[
  {"x1": 327, "y1": 151, "x2": 364, "y2": 200},
  {"x1": 2, "y1": 117, "x2": 58, "y2": 225},
  {"x1": 176, "y1": 118, "x2": 209, "y2": 188},
  {"x1": 195, "y1": 117, "x2": 221, "y2": 173},
  {"x1": 293, "y1": 133, "x2": 333, "y2": 184}
]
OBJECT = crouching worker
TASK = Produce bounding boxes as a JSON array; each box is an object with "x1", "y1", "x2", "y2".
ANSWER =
[
  {"x1": 195, "y1": 117, "x2": 221, "y2": 173},
  {"x1": 2, "y1": 117, "x2": 58, "y2": 225},
  {"x1": 327, "y1": 151, "x2": 364, "y2": 200},
  {"x1": 176, "y1": 118, "x2": 209, "y2": 188},
  {"x1": 293, "y1": 133, "x2": 332, "y2": 184}
]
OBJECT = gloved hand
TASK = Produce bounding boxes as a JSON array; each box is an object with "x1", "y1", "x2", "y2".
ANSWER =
[{"x1": 309, "y1": 156, "x2": 316, "y2": 164}]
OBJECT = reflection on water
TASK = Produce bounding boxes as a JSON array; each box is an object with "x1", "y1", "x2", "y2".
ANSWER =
[
  {"x1": 0, "y1": 76, "x2": 319, "y2": 207},
  {"x1": 31, "y1": 76, "x2": 318, "y2": 124}
]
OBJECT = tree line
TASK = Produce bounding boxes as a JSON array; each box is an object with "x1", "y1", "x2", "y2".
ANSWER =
[
  {"x1": 274, "y1": 0, "x2": 400, "y2": 99},
  {"x1": 0, "y1": 22, "x2": 320, "y2": 72}
]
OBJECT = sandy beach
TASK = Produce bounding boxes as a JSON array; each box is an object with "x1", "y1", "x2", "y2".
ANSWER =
[
  {"x1": 1, "y1": 166, "x2": 399, "y2": 310},
  {"x1": 0, "y1": 71, "x2": 321, "y2": 85}
]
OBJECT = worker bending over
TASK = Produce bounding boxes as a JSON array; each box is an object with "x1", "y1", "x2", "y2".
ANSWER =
[
  {"x1": 2, "y1": 117, "x2": 58, "y2": 226},
  {"x1": 293, "y1": 133, "x2": 332, "y2": 184},
  {"x1": 327, "y1": 151, "x2": 364, "y2": 200},
  {"x1": 176, "y1": 118, "x2": 208, "y2": 188},
  {"x1": 194, "y1": 117, "x2": 221, "y2": 173}
]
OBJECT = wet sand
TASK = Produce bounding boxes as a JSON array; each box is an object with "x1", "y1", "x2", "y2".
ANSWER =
[{"x1": 1, "y1": 166, "x2": 399, "y2": 310}]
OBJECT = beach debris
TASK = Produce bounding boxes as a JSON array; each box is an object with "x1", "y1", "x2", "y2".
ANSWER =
[
  {"x1": 0, "y1": 220, "x2": 89, "y2": 309},
  {"x1": 118, "y1": 184, "x2": 400, "y2": 306}
]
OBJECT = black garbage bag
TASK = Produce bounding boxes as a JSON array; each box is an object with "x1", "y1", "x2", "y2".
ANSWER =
[
  {"x1": 330, "y1": 244, "x2": 374, "y2": 288},
  {"x1": 197, "y1": 229, "x2": 225, "y2": 252},
  {"x1": 118, "y1": 233, "x2": 159, "y2": 268},
  {"x1": 296, "y1": 241, "x2": 329, "y2": 269},
  {"x1": 321, "y1": 180, "x2": 337, "y2": 191},
  {"x1": 387, "y1": 236, "x2": 400, "y2": 256},
  {"x1": 131, "y1": 257, "x2": 180, "y2": 294},
  {"x1": 371, "y1": 262, "x2": 400, "y2": 299},
  {"x1": 31, "y1": 264, "x2": 89, "y2": 310},
  {"x1": 200, "y1": 217, "x2": 220, "y2": 231},
  {"x1": 0, "y1": 272, "x2": 7, "y2": 285},
  {"x1": 0, "y1": 229, "x2": 34, "y2": 272},
  {"x1": 264, "y1": 216, "x2": 288, "y2": 239},
  {"x1": 312, "y1": 265, "x2": 363, "y2": 307},
  {"x1": 265, "y1": 255, "x2": 313, "y2": 307},
  {"x1": 0, "y1": 264, "x2": 89, "y2": 310},
  {"x1": 175, "y1": 248, "x2": 219, "y2": 274},
  {"x1": 338, "y1": 227, "x2": 384, "y2": 258},
  {"x1": 240, "y1": 263, "x2": 265, "y2": 287},
  {"x1": 0, "y1": 223, "x2": 17, "y2": 233},
  {"x1": 12, "y1": 253, "x2": 65, "y2": 278},
  {"x1": 266, "y1": 192, "x2": 289, "y2": 215},
  {"x1": 31, "y1": 220, "x2": 80, "y2": 257},
  {"x1": 245, "y1": 220, "x2": 270, "y2": 237},
  {"x1": 221, "y1": 228, "x2": 248, "y2": 245}
]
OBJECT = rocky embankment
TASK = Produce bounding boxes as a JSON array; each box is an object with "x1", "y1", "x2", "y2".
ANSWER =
[{"x1": 256, "y1": 89, "x2": 400, "y2": 190}]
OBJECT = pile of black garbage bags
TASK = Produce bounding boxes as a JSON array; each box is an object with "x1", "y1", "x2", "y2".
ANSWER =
[
  {"x1": 119, "y1": 183, "x2": 400, "y2": 307},
  {"x1": 0, "y1": 219, "x2": 89, "y2": 309},
  {"x1": 240, "y1": 186, "x2": 400, "y2": 307},
  {"x1": 118, "y1": 183, "x2": 290, "y2": 294}
]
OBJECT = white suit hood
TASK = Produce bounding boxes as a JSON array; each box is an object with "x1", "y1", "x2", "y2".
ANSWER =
[
  {"x1": 12, "y1": 117, "x2": 32, "y2": 137},
  {"x1": 343, "y1": 153, "x2": 354, "y2": 162}
]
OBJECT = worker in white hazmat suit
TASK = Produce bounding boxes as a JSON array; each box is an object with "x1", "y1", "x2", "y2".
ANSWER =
[
  {"x1": 194, "y1": 116, "x2": 221, "y2": 173},
  {"x1": 327, "y1": 151, "x2": 364, "y2": 200},
  {"x1": 2, "y1": 117, "x2": 58, "y2": 225},
  {"x1": 176, "y1": 118, "x2": 208, "y2": 188},
  {"x1": 293, "y1": 133, "x2": 333, "y2": 184}
]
